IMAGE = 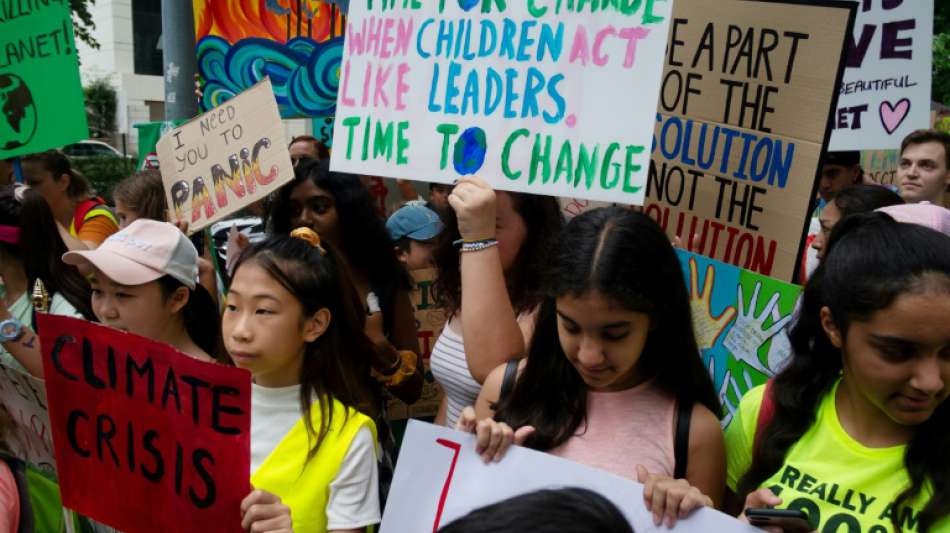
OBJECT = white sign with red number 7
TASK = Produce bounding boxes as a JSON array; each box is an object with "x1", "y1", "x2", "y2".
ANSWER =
[{"x1": 382, "y1": 421, "x2": 762, "y2": 533}]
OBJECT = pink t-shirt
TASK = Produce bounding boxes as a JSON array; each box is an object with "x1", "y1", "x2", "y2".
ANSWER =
[
  {"x1": 550, "y1": 379, "x2": 677, "y2": 480},
  {"x1": 0, "y1": 460, "x2": 19, "y2": 533}
]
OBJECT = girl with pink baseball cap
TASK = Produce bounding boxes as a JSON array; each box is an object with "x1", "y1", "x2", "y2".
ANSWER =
[{"x1": 62, "y1": 218, "x2": 222, "y2": 363}]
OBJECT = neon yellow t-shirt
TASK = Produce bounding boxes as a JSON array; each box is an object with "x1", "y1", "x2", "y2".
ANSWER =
[{"x1": 725, "y1": 381, "x2": 948, "y2": 533}]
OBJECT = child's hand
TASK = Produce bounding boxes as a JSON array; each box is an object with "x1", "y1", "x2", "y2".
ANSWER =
[
  {"x1": 448, "y1": 176, "x2": 496, "y2": 242},
  {"x1": 739, "y1": 488, "x2": 794, "y2": 533},
  {"x1": 240, "y1": 489, "x2": 293, "y2": 533},
  {"x1": 637, "y1": 465, "x2": 713, "y2": 528},
  {"x1": 455, "y1": 406, "x2": 535, "y2": 463}
]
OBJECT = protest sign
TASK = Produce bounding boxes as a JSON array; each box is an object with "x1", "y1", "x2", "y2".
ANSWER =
[
  {"x1": 0, "y1": 0, "x2": 88, "y2": 158},
  {"x1": 331, "y1": 0, "x2": 673, "y2": 205},
  {"x1": 194, "y1": 0, "x2": 344, "y2": 117},
  {"x1": 0, "y1": 363, "x2": 55, "y2": 471},
  {"x1": 825, "y1": 0, "x2": 932, "y2": 150},
  {"x1": 676, "y1": 250, "x2": 801, "y2": 428},
  {"x1": 860, "y1": 148, "x2": 900, "y2": 187},
  {"x1": 644, "y1": 0, "x2": 855, "y2": 282},
  {"x1": 382, "y1": 420, "x2": 761, "y2": 532},
  {"x1": 135, "y1": 120, "x2": 185, "y2": 171},
  {"x1": 157, "y1": 78, "x2": 295, "y2": 232},
  {"x1": 388, "y1": 268, "x2": 445, "y2": 420},
  {"x1": 38, "y1": 315, "x2": 251, "y2": 533}
]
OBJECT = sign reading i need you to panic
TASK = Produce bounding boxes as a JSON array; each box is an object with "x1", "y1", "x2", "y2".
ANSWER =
[
  {"x1": 330, "y1": 0, "x2": 673, "y2": 205},
  {"x1": 157, "y1": 78, "x2": 295, "y2": 232},
  {"x1": 38, "y1": 315, "x2": 252, "y2": 533}
]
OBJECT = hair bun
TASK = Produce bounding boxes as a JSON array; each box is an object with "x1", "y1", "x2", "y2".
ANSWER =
[{"x1": 290, "y1": 227, "x2": 326, "y2": 255}]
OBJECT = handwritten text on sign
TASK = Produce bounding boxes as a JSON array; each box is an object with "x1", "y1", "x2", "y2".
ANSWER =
[
  {"x1": 38, "y1": 315, "x2": 251, "y2": 533},
  {"x1": 157, "y1": 78, "x2": 294, "y2": 232},
  {"x1": 381, "y1": 421, "x2": 761, "y2": 532},
  {"x1": 643, "y1": 0, "x2": 854, "y2": 282},
  {"x1": 330, "y1": 0, "x2": 672, "y2": 205},
  {"x1": 0, "y1": 363, "x2": 56, "y2": 471},
  {"x1": 824, "y1": 0, "x2": 932, "y2": 150}
]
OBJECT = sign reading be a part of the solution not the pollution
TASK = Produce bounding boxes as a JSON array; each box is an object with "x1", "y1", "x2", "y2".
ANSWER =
[
  {"x1": 0, "y1": 0, "x2": 88, "y2": 158},
  {"x1": 331, "y1": 0, "x2": 673, "y2": 205},
  {"x1": 644, "y1": 0, "x2": 855, "y2": 282},
  {"x1": 157, "y1": 78, "x2": 295, "y2": 232},
  {"x1": 39, "y1": 315, "x2": 252, "y2": 533}
]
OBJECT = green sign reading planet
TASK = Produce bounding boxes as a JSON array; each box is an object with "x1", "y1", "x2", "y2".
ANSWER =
[{"x1": 0, "y1": 0, "x2": 89, "y2": 158}]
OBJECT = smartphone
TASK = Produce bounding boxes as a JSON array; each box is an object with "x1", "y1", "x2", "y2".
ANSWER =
[{"x1": 745, "y1": 508, "x2": 813, "y2": 532}]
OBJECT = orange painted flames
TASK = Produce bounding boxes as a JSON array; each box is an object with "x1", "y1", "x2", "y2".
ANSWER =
[{"x1": 194, "y1": 0, "x2": 344, "y2": 43}]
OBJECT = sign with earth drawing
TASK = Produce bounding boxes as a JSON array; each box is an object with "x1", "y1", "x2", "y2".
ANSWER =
[{"x1": 0, "y1": 0, "x2": 89, "y2": 158}]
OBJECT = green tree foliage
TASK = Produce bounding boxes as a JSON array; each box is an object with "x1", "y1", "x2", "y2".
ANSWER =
[
  {"x1": 84, "y1": 78, "x2": 117, "y2": 140},
  {"x1": 70, "y1": 0, "x2": 99, "y2": 49},
  {"x1": 935, "y1": 2, "x2": 949, "y2": 106}
]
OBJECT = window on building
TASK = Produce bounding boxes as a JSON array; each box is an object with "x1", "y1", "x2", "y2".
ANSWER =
[{"x1": 132, "y1": 0, "x2": 163, "y2": 76}]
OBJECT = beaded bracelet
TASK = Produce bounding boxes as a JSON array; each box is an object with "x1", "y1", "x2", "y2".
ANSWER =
[{"x1": 460, "y1": 239, "x2": 498, "y2": 253}]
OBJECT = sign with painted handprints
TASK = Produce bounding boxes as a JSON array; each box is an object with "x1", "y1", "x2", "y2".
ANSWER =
[{"x1": 676, "y1": 250, "x2": 802, "y2": 428}]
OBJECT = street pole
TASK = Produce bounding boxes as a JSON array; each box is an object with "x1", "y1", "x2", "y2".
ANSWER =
[{"x1": 161, "y1": 0, "x2": 198, "y2": 121}]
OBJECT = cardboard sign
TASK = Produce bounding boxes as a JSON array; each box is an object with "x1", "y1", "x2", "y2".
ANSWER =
[
  {"x1": 382, "y1": 421, "x2": 762, "y2": 532},
  {"x1": 824, "y1": 0, "x2": 932, "y2": 150},
  {"x1": 643, "y1": 0, "x2": 855, "y2": 282},
  {"x1": 676, "y1": 250, "x2": 801, "y2": 428},
  {"x1": 860, "y1": 148, "x2": 900, "y2": 187},
  {"x1": 157, "y1": 78, "x2": 295, "y2": 232},
  {"x1": 38, "y1": 315, "x2": 251, "y2": 533},
  {"x1": 330, "y1": 0, "x2": 673, "y2": 205},
  {"x1": 0, "y1": 0, "x2": 88, "y2": 158},
  {"x1": 0, "y1": 363, "x2": 56, "y2": 471},
  {"x1": 388, "y1": 268, "x2": 445, "y2": 420}
]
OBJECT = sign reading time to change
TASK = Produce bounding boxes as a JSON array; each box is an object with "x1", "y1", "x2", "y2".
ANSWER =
[{"x1": 331, "y1": 0, "x2": 673, "y2": 205}]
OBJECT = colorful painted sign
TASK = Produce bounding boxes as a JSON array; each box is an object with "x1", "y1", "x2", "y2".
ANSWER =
[
  {"x1": 676, "y1": 250, "x2": 801, "y2": 429},
  {"x1": 193, "y1": 0, "x2": 345, "y2": 118},
  {"x1": 38, "y1": 315, "x2": 251, "y2": 533},
  {"x1": 330, "y1": 0, "x2": 673, "y2": 205},
  {"x1": 825, "y1": 0, "x2": 933, "y2": 150},
  {"x1": 644, "y1": 0, "x2": 855, "y2": 282},
  {"x1": 0, "y1": 363, "x2": 55, "y2": 471},
  {"x1": 382, "y1": 421, "x2": 762, "y2": 532},
  {"x1": 0, "y1": 0, "x2": 88, "y2": 158},
  {"x1": 388, "y1": 268, "x2": 445, "y2": 420},
  {"x1": 157, "y1": 79, "x2": 295, "y2": 232}
]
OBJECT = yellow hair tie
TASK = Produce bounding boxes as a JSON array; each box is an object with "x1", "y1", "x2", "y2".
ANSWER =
[{"x1": 290, "y1": 227, "x2": 326, "y2": 255}]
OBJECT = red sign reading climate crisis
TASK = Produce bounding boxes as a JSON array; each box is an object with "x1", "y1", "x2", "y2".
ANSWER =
[{"x1": 39, "y1": 315, "x2": 251, "y2": 533}]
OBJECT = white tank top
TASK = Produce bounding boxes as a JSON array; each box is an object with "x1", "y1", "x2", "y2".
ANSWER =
[{"x1": 429, "y1": 318, "x2": 480, "y2": 428}]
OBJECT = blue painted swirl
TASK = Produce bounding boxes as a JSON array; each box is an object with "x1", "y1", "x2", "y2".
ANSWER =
[{"x1": 197, "y1": 35, "x2": 343, "y2": 118}]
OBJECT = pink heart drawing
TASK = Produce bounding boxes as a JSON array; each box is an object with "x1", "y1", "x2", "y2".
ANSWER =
[{"x1": 879, "y1": 99, "x2": 911, "y2": 135}]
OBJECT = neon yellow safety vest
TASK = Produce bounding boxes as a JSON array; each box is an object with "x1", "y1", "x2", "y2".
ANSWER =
[{"x1": 251, "y1": 399, "x2": 377, "y2": 533}]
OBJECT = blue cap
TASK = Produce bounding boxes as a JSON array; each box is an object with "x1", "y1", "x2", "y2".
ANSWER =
[{"x1": 387, "y1": 204, "x2": 444, "y2": 242}]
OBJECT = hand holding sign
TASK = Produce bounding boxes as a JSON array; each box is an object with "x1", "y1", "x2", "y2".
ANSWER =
[
  {"x1": 637, "y1": 465, "x2": 713, "y2": 529},
  {"x1": 723, "y1": 283, "x2": 793, "y2": 377},
  {"x1": 448, "y1": 176, "x2": 497, "y2": 243},
  {"x1": 455, "y1": 406, "x2": 534, "y2": 464},
  {"x1": 240, "y1": 490, "x2": 293, "y2": 533},
  {"x1": 688, "y1": 258, "x2": 737, "y2": 350}
]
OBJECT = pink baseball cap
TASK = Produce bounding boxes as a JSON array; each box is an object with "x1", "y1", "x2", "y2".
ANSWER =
[
  {"x1": 877, "y1": 202, "x2": 950, "y2": 237},
  {"x1": 63, "y1": 219, "x2": 199, "y2": 289}
]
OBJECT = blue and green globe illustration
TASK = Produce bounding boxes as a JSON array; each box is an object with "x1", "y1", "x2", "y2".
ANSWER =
[{"x1": 0, "y1": 74, "x2": 38, "y2": 150}]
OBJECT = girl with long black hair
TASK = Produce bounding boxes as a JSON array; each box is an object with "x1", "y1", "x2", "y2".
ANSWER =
[
  {"x1": 728, "y1": 213, "x2": 950, "y2": 532},
  {"x1": 461, "y1": 207, "x2": 724, "y2": 528}
]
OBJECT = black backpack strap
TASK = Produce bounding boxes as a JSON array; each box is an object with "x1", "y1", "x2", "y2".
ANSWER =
[
  {"x1": 498, "y1": 359, "x2": 520, "y2": 403},
  {"x1": 673, "y1": 400, "x2": 692, "y2": 479}
]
